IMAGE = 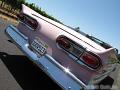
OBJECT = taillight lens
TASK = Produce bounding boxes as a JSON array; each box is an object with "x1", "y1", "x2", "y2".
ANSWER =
[
  {"x1": 81, "y1": 52, "x2": 101, "y2": 69},
  {"x1": 57, "y1": 38, "x2": 71, "y2": 49},
  {"x1": 26, "y1": 17, "x2": 38, "y2": 29},
  {"x1": 17, "y1": 13, "x2": 38, "y2": 30}
]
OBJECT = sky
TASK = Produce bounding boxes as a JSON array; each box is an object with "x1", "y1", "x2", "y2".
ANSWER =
[{"x1": 26, "y1": 0, "x2": 120, "y2": 53}]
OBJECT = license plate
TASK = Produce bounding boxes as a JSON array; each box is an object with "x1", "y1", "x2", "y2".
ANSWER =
[{"x1": 31, "y1": 39, "x2": 47, "y2": 55}]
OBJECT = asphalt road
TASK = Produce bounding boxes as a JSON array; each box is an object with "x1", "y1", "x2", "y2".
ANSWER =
[
  {"x1": 0, "y1": 19, "x2": 61, "y2": 90},
  {"x1": 0, "y1": 18, "x2": 119, "y2": 90}
]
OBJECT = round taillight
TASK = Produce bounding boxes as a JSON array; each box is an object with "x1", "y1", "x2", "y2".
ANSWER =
[
  {"x1": 27, "y1": 19, "x2": 38, "y2": 29},
  {"x1": 57, "y1": 38, "x2": 71, "y2": 49},
  {"x1": 81, "y1": 52, "x2": 101, "y2": 69},
  {"x1": 17, "y1": 13, "x2": 38, "y2": 30}
]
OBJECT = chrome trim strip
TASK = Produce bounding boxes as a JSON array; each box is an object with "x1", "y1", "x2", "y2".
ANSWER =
[
  {"x1": 5, "y1": 25, "x2": 94, "y2": 90},
  {"x1": 32, "y1": 14, "x2": 101, "y2": 51}
]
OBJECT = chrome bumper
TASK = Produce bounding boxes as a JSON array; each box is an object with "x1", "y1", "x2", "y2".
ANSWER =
[{"x1": 5, "y1": 25, "x2": 94, "y2": 90}]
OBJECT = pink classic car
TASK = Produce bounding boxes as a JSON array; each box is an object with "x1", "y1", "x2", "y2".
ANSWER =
[{"x1": 5, "y1": 4, "x2": 118, "y2": 90}]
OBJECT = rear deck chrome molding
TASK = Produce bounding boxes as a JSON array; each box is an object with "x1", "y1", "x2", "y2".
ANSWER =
[
  {"x1": 32, "y1": 14, "x2": 101, "y2": 51},
  {"x1": 5, "y1": 25, "x2": 95, "y2": 90}
]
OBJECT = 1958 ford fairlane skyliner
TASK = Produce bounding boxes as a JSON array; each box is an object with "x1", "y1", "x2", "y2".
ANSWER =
[{"x1": 5, "y1": 4, "x2": 118, "y2": 90}]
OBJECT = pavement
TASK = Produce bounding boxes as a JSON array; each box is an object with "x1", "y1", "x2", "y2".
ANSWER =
[
  {"x1": 0, "y1": 18, "x2": 119, "y2": 90},
  {"x1": 0, "y1": 58, "x2": 22, "y2": 90},
  {"x1": 0, "y1": 19, "x2": 22, "y2": 90},
  {"x1": 0, "y1": 19, "x2": 61, "y2": 90}
]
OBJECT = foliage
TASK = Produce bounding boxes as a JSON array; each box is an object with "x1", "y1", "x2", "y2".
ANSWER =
[
  {"x1": 0, "y1": 0, "x2": 5, "y2": 6},
  {"x1": 117, "y1": 54, "x2": 120, "y2": 61},
  {"x1": 24, "y1": 2, "x2": 62, "y2": 24},
  {"x1": 0, "y1": 0, "x2": 25, "y2": 10},
  {"x1": 0, "y1": 0, "x2": 62, "y2": 23}
]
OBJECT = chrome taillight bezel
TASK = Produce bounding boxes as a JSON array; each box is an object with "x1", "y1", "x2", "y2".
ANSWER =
[
  {"x1": 80, "y1": 51, "x2": 102, "y2": 69},
  {"x1": 56, "y1": 35, "x2": 102, "y2": 70},
  {"x1": 17, "y1": 13, "x2": 38, "y2": 30}
]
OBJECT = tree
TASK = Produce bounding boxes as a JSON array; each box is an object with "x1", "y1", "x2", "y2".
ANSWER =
[
  {"x1": 24, "y1": 2, "x2": 62, "y2": 24},
  {"x1": 117, "y1": 54, "x2": 120, "y2": 60},
  {"x1": 0, "y1": 0, "x2": 62, "y2": 24},
  {"x1": 0, "y1": 0, "x2": 5, "y2": 7}
]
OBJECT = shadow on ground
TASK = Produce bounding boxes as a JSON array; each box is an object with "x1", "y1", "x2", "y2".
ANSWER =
[
  {"x1": 0, "y1": 52, "x2": 114, "y2": 90},
  {"x1": 0, "y1": 52, "x2": 61, "y2": 90},
  {"x1": 96, "y1": 76, "x2": 114, "y2": 90}
]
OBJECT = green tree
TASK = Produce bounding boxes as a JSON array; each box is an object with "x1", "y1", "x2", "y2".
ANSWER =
[
  {"x1": 0, "y1": 0, "x2": 5, "y2": 7},
  {"x1": 16, "y1": 0, "x2": 26, "y2": 9},
  {"x1": 0, "y1": 0, "x2": 62, "y2": 23},
  {"x1": 24, "y1": 2, "x2": 62, "y2": 24}
]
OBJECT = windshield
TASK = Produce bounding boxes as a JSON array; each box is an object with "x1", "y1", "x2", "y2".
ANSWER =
[{"x1": 86, "y1": 35, "x2": 112, "y2": 49}]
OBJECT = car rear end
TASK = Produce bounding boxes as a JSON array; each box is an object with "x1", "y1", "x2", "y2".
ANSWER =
[{"x1": 5, "y1": 4, "x2": 118, "y2": 90}]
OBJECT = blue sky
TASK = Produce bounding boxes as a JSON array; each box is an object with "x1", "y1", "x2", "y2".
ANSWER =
[{"x1": 27, "y1": 0, "x2": 120, "y2": 53}]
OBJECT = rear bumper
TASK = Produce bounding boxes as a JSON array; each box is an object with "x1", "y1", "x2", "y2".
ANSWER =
[{"x1": 5, "y1": 25, "x2": 94, "y2": 90}]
